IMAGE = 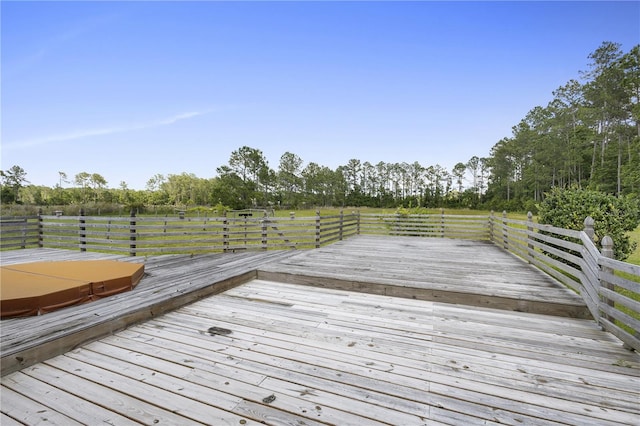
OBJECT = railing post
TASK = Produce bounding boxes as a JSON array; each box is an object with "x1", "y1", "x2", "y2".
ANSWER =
[
  {"x1": 315, "y1": 210, "x2": 321, "y2": 248},
  {"x1": 584, "y1": 216, "x2": 595, "y2": 241},
  {"x1": 502, "y1": 210, "x2": 508, "y2": 251},
  {"x1": 527, "y1": 211, "x2": 534, "y2": 263},
  {"x1": 489, "y1": 210, "x2": 494, "y2": 242},
  {"x1": 356, "y1": 210, "x2": 361, "y2": 235},
  {"x1": 261, "y1": 211, "x2": 268, "y2": 251},
  {"x1": 79, "y1": 208, "x2": 86, "y2": 252},
  {"x1": 20, "y1": 217, "x2": 27, "y2": 249},
  {"x1": 440, "y1": 208, "x2": 445, "y2": 238},
  {"x1": 339, "y1": 209, "x2": 344, "y2": 241},
  {"x1": 129, "y1": 209, "x2": 137, "y2": 257},
  {"x1": 38, "y1": 208, "x2": 44, "y2": 248},
  {"x1": 600, "y1": 235, "x2": 616, "y2": 326},
  {"x1": 223, "y1": 211, "x2": 229, "y2": 253}
]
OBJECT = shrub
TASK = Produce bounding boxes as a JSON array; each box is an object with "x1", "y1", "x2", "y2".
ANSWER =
[
  {"x1": 395, "y1": 206, "x2": 431, "y2": 217},
  {"x1": 538, "y1": 187, "x2": 640, "y2": 260}
]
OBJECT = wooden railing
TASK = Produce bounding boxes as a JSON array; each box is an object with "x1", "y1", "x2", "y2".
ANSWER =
[
  {"x1": 1, "y1": 209, "x2": 637, "y2": 351},
  {"x1": 359, "y1": 210, "x2": 489, "y2": 239},
  {"x1": 0, "y1": 216, "x2": 40, "y2": 249},
  {"x1": 490, "y1": 211, "x2": 640, "y2": 352},
  {"x1": 1, "y1": 210, "x2": 488, "y2": 254},
  {"x1": 1, "y1": 210, "x2": 359, "y2": 255}
]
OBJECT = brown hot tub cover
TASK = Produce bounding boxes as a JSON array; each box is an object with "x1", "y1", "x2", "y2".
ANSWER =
[{"x1": 1, "y1": 260, "x2": 144, "y2": 318}]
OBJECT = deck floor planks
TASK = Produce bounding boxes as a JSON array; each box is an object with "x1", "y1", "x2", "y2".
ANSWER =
[
  {"x1": 123, "y1": 316, "x2": 521, "y2": 424},
  {"x1": 224, "y1": 281, "x2": 638, "y2": 370},
  {"x1": 216, "y1": 282, "x2": 640, "y2": 422},
  {"x1": 101, "y1": 332, "x2": 391, "y2": 426},
  {"x1": 14, "y1": 362, "x2": 209, "y2": 425},
  {"x1": 1, "y1": 237, "x2": 639, "y2": 425},
  {"x1": 0, "y1": 412, "x2": 25, "y2": 426},
  {"x1": 258, "y1": 236, "x2": 589, "y2": 317},
  {"x1": 2, "y1": 371, "x2": 141, "y2": 426},
  {"x1": 1, "y1": 385, "x2": 84, "y2": 426},
  {"x1": 2, "y1": 280, "x2": 633, "y2": 424},
  {"x1": 115, "y1": 281, "x2": 637, "y2": 424},
  {"x1": 1, "y1": 249, "x2": 297, "y2": 374},
  {"x1": 159, "y1": 340, "x2": 454, "y2": 425},
  {"x1": 261, "y1": 283, "x2": 638, "y2": 383}
]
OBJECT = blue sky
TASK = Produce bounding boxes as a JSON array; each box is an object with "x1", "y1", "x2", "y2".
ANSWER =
[{"x1": 2, "y1": 1, "x2": 639, "y2": 190}]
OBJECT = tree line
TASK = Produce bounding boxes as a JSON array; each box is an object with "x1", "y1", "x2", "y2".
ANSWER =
[
  {"x1": 0, "y1": 151, "x2": 487, "y2": 212},
  {"x1": 486, "y1": 41, "x2": 639, "y2": 211},
  {"x1": 1, "y1": 41, "x2": 637, "y2": 214}
]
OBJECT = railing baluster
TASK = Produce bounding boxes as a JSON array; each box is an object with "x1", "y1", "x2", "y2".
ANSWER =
[
  {"x1": 527, "y1": 211, "x2": 534, "y2": 264},
  {"x1": 79, "y1": 208, "x2": 86, "y2": 252},
  {"x1": 129, "y1": 210, "x2": 137, "y2": 257},
  {"x1": 223, "y1": 211, "x2": 229, "y2": 253},
  {"x1": 502, "y1": 210, "x2": 508, "y2": 250},
  {"x1": 315, "y1": 210, "x2": 320, "y2": 248},
  {"x1": 261, "y1": 211, "x2": 268, "y2": 250},
  {"x1": 600, "y1": 236, "x2": 615, "y2": 324}
]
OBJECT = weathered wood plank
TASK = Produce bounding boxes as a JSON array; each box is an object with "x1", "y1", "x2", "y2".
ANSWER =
[
  {"x1": 1, "y1": 249, "x2": 296, "y2": 375},
  {"x1": 0, "y1": 385, "x2": 84, "y2": 426},
  {"x1": 2, "y1": 237, "x2": 639, "y2": 425},
  {"x1": 0, "y1": 412, "x2": 24, "y2": 426},
  {"x1": 21, "y1": 361, "x2": 208, "y2": 425},
  {"x1": 2, "y1": 371, "x2": 140, "y2": 425}
]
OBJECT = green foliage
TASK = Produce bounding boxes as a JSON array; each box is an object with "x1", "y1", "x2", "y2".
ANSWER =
[
  {"x1": 395, "y1": 206, "x2": 432, "y2": 217},
  {"x1": 1, "y1": 186, "x2": 16, "y2": 204},
  {"x1": 1, "y1": 165, "x2": 29, "y2": 203},
  {"x1": 186, "y1": 203, "x2": 229, "y2": 217},
  {"x1": 486, "y1": 42, "x2": 640, "y2": 205},
  {"x1": 538, "y1": 187, "x2": 640, "y2": 260}
]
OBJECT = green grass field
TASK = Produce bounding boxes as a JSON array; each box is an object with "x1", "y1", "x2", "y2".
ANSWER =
[{"x1": 626, "y1": 226, "x2": 640, "y2": 266}]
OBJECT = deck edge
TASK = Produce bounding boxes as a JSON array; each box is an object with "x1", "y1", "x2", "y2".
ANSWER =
[
  {"x1": 1, "y1": 270, "x2": 256, "y2": 376},
  {"x1": 256, "y1": 270, "x2": 593, "y2": 320}
]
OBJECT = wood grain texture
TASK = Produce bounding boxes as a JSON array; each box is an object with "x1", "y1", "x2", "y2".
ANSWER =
[
  {"x1": 2, "y1": 237, "x2": 638, "y2": 425},
  {"x1": 1, "y1": 248, "x2": 295, "y2": 375},
  {"x1": 3, "y1": 278, "x2": 638, "y2": 425},
  {"x1": 259, "y1": 235, "x2": 590, "y2": 318}
]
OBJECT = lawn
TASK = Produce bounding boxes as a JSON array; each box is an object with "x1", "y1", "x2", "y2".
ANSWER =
[{"x1": 626, "y1": 225, "x2": 640, "y2": 266}]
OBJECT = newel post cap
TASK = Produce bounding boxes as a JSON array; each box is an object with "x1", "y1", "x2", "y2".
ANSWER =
[
  {"x1": 601, "y1": 235, "x2": 614, "y2": 258},
  {"x1": 584, "y1": 216, "x2": 595, "y2": 240}
]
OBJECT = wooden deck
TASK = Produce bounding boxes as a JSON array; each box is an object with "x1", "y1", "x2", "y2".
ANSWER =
[
  {"x1": 1, "y1": 236, "x2": 639, "y2": 425},
  {"x1": 1, "y1": 248, "x2": 296, "y2": 375},
  {"x1": 259, "y1": 236, "x2": 591, "y2": 318}
]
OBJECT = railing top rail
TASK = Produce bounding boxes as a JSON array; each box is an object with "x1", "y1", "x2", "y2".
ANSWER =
[
  {"x1": 360, "y1": 212, "x2": 488, "y2": 218},
  {"x1": 599, "y1": 256, "x2": 640, "y2": 276},
  {"x1": 528, "y1": 222, "x2": 582, "y2": 239},
  {"x1": 0, "y1": 215, "x2": 39, "y2": 220}
]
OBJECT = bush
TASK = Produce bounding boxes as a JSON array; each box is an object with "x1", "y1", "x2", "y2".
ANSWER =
[
  {"x1": 538, "y1": 187, "x2": 640, "y2": 260},
  {"x1": 395, "y1": 206, "x2": 432, "y2": 217}
]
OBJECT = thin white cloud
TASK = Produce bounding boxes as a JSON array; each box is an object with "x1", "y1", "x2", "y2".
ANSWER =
[
  {"x1": 156, "y1": 111, "x2": 206, "y2": 126},
  {"x1": 4, "y1": 14, "x2": 121, "y2": 78},
  {"x1": 3, "y1": 110, "x2": 211, "y2": 150}
]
